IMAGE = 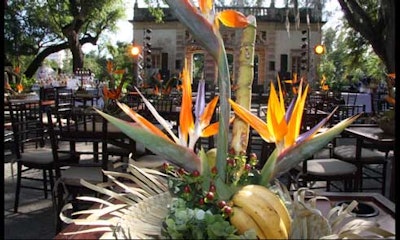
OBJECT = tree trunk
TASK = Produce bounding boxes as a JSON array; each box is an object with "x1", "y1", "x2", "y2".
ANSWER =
[{"x1": 68, "y1": 30, "x2": 84, "y2": 72}]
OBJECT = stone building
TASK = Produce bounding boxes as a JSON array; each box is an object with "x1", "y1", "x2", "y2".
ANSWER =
[{"x1": 131, "y1": 1, "x2": 325, "y2": 91}]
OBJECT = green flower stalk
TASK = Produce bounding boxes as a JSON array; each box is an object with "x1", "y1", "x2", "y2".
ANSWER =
[{"x1": 164, "y1": 0, "x2": 250, "y2": 182}]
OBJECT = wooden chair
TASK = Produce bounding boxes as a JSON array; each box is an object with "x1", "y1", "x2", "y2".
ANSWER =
[
  {"x1": 40, "y1": 87, "x2": 56, "y2": 102},
  {"x1": 331, "y1": 125, "x2": 390, "y2": 195},
  {"x1": 145, "y1": 97, "x2": 178, "y2": 131},
  {"x1": 306, "y1": 92, "x2": 329, "y2": 113},
  {"x1": 332, "y1": 104, "x2": 366, "y2": 124},
  {"x1": 292, "y1": 111, "x2": 358, "y2": 192},
  {"x1": 295, "y1": 158, "x2": 357, "y2": 191},
  {"x1": 55, "y1": 88, "x2": 75, "y2": 113},
  {"x1": 344, "y1": 92, "x2": 358, "y2": 106},
  {"x1": 46, "y1": 107, "x2": 109, "y2": 233},
  {"x1": 8, "y1": 101, "x2": 55, "y2": 213},
  {"x1": 125, "y1": 92, "x2": 145, "y2": 113}
]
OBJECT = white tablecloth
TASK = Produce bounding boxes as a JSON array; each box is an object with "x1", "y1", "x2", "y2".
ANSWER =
[{"x1": 341, "y1": 92, "x2": 372, "y2": 113}]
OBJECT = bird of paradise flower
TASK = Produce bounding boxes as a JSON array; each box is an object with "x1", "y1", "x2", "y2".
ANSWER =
[
  {"x1": 16, "y1": 83, "x2": 24, "y2": 93},
  {"x1": 229, "y1": 78, "x2": 361, "y2": 186},
  {"x1": 102, "y1": 61, "x2": 126, "y2": 101},
  {"x1": 95, "y1": 63, "x2": 224, "y2": 173}
]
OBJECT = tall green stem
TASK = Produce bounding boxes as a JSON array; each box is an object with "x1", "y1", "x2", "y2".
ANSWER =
[
  {"x1": 230, "y1": 16, "x2": 256, "y2": 154},
  {"x1": 215, "y1": 35, "x2": 230, "y2": 183}
]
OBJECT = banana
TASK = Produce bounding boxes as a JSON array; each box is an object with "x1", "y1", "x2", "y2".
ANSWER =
[
  {"x1": 242, "y1": 185, "x2": 292, "y2": 235},
  {"x1": 230, "y1": 206, "x2": 266, "y2": 238},
  {"x1": 232, "y1": 189, "x2": 288, "y2": 239}
]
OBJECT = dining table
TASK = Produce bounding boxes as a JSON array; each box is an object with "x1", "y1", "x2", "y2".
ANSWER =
[{"x1": 343, "y1": 125, "x2": 395, "y2": 201}]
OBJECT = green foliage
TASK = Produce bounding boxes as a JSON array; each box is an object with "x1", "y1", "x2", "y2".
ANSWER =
[
  {"x1": 4, "y1": 0, "x2": 125, "y2": 76},
  {"x1": 18, "y1": 74, "x2": 36, "y2": 92},
  {"x1": 162, "y1": 198, "x2": 256, "y2": 239},
  {"x1": 144, "y1": 0, "x2": 165, "y2": 23},
  {"x1": 317, "y1": 26, "x2": 386, "y2": 91}
]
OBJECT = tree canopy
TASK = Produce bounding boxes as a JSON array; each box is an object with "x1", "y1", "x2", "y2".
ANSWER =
[
  {"x1": 337, "y1": 0, "x2": 395, "y2": 74},
  {"x1": 4, "y1": 0, "x2": 125, "y2": 78}
]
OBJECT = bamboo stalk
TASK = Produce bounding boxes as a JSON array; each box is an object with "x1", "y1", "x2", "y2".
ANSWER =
[{"x1": 230, "y1": 16, "x2": 257, "y2": 154}]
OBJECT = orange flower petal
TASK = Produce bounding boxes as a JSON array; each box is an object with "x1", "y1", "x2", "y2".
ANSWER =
[
  {"x1": 113, "y1": 69, "x2": 125, "y2": 75},
  {"x1": 199, "y1": 96, "x2": 219, "y2": 127},
  {"x1": 285, "y1": 84, "x2": 308, "y2": 147},
  {"x1": 229, "y1": 99, "x2": 274, "y2": 142},
  {"x1": 284, "y1": 80, "x2": 293, "y2": 84},
  {"x1": 179, "y1": 65, "x2": 194, "y2": 141},
  {"x1": 276, "y1": 76, "x2": 285, "y2": 113},
  {"x1": 199, "y1": 0, "x2": 213, "y2": 15},
  {"x1": 117, "y1": 102, "x2": 172, "y2": 142},
  {"x1": 201, "y1": 116, "x2": 234, "y2": 137},
  {"x1": 102, "y1": 86, "x2": 109, "y2": 98},
  {"x1": 201, "y1": 122, "x2": 219, "y2": 137},
  {"x1": 267, "y1": 82, "x2": 287, "y2": 141},
  {"x1": 217, "y1": 10, "x2": 249, "y2": 28},
  {"x1": 293, "y1": 73, "x2": 298, "y2": 83}
]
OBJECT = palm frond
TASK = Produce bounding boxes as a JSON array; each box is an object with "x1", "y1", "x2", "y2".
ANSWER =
[
  {"x1": 60, "y1": 164, "x2": 172, "y2": 239},
  {"x1": 273, "y1": 184, "x2": 395, "y2": 239}
]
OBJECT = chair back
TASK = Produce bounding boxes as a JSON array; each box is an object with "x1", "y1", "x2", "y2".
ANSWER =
[
  {"x1": 125, "y1": 93, "x2": 145, "y2": 112},
  {"x1": 343, "y1": 92, "x2": 358, "y2": 106},
  {"x1": 55, "y1": 88, "x2": 74, "y2": 112},
  {"x1": 332, "y1": 104, "x2": 365, "y2": 123},
  {"x1": 301, "y1": 111, "x2": 329, "y2": 133},
  {"x1": 8, "y1": 101, "x2": 46, "y2": 158},
  {"x1": 306, "y1": 92, "x2": 326, "y2": 113},
  {"x1": 40, "y1": 87, "x2": 56, "y2": 101},
  {"x1": 151, "y1": 98, "x2": 173, "y2": 113},
  {"x1": 144, "y1": 97, "x2": 178, "y2": 130},
  {"x1": 46, "y1": 107, "x2": 108, "y2": 178}
]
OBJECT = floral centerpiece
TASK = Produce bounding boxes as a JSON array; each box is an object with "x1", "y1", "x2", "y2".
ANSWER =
[
  {"x1": 102, "y1": 60, "x2": 126, "y2": 113},
  {"x1": 59, "y1": 1, "x2": 395, "y2": 239}
]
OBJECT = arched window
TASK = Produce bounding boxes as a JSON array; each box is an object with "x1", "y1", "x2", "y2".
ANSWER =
[{"x1": 192, "y1": 53, "x2": 205, "y2": 82}]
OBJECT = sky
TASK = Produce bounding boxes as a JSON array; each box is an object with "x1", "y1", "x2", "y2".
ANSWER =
[{"x1": 83, "y1": 0, "x2": 343, "y2": 54}]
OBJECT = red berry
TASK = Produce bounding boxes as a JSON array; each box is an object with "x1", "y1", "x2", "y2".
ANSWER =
[
  {"x1": 209, "y1": 184, "x2": 216, "y2": 192},
  {"x1": 227, "y1": 158, "x2": 235, "y2": 166},
  {"x1": 198, "y1": 198, "x2": 205, "y2": 205},
  {"x1": 183, "y1": 185, "x2": 191, "y2": 193},
  {"x1": 163, "y1": 162, "x2": 170, "y2": 170},
  {"x1": 218, "y1": 200, "x2": 227, "y2": 209},
  {"x1": 223, "y1": 206, "x2": 233, "y2": 215},
  {"x1": 178, "y1": 168, "x2": 186, "y2": 175},
  {"x1": 192, "y1": 170, "x2": 200, "y2": 177},
  {"x1": 244, "y1": 163, "x2": 252, "y2": 171},
  {"x1": 249, "y1": 152, "x2": 257, "y2": 159},
  {"x1": 211, "y1": 166, "x2": 218, "y2": 174},
  {"x1": 206, "y1": 191, "x2": 214, "y2": 201},
  {"x1": 228, "y1": 148, "x2": 236, "y2": 155}
]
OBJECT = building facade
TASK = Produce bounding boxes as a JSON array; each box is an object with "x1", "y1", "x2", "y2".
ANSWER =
[{"x1": 131, "y1": 2, "x2": 325, "y2": 91}]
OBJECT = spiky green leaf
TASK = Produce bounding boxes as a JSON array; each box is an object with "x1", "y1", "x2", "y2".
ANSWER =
[{"x1": 95, "y1": 109, "x2": 201, "y2": 173}]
